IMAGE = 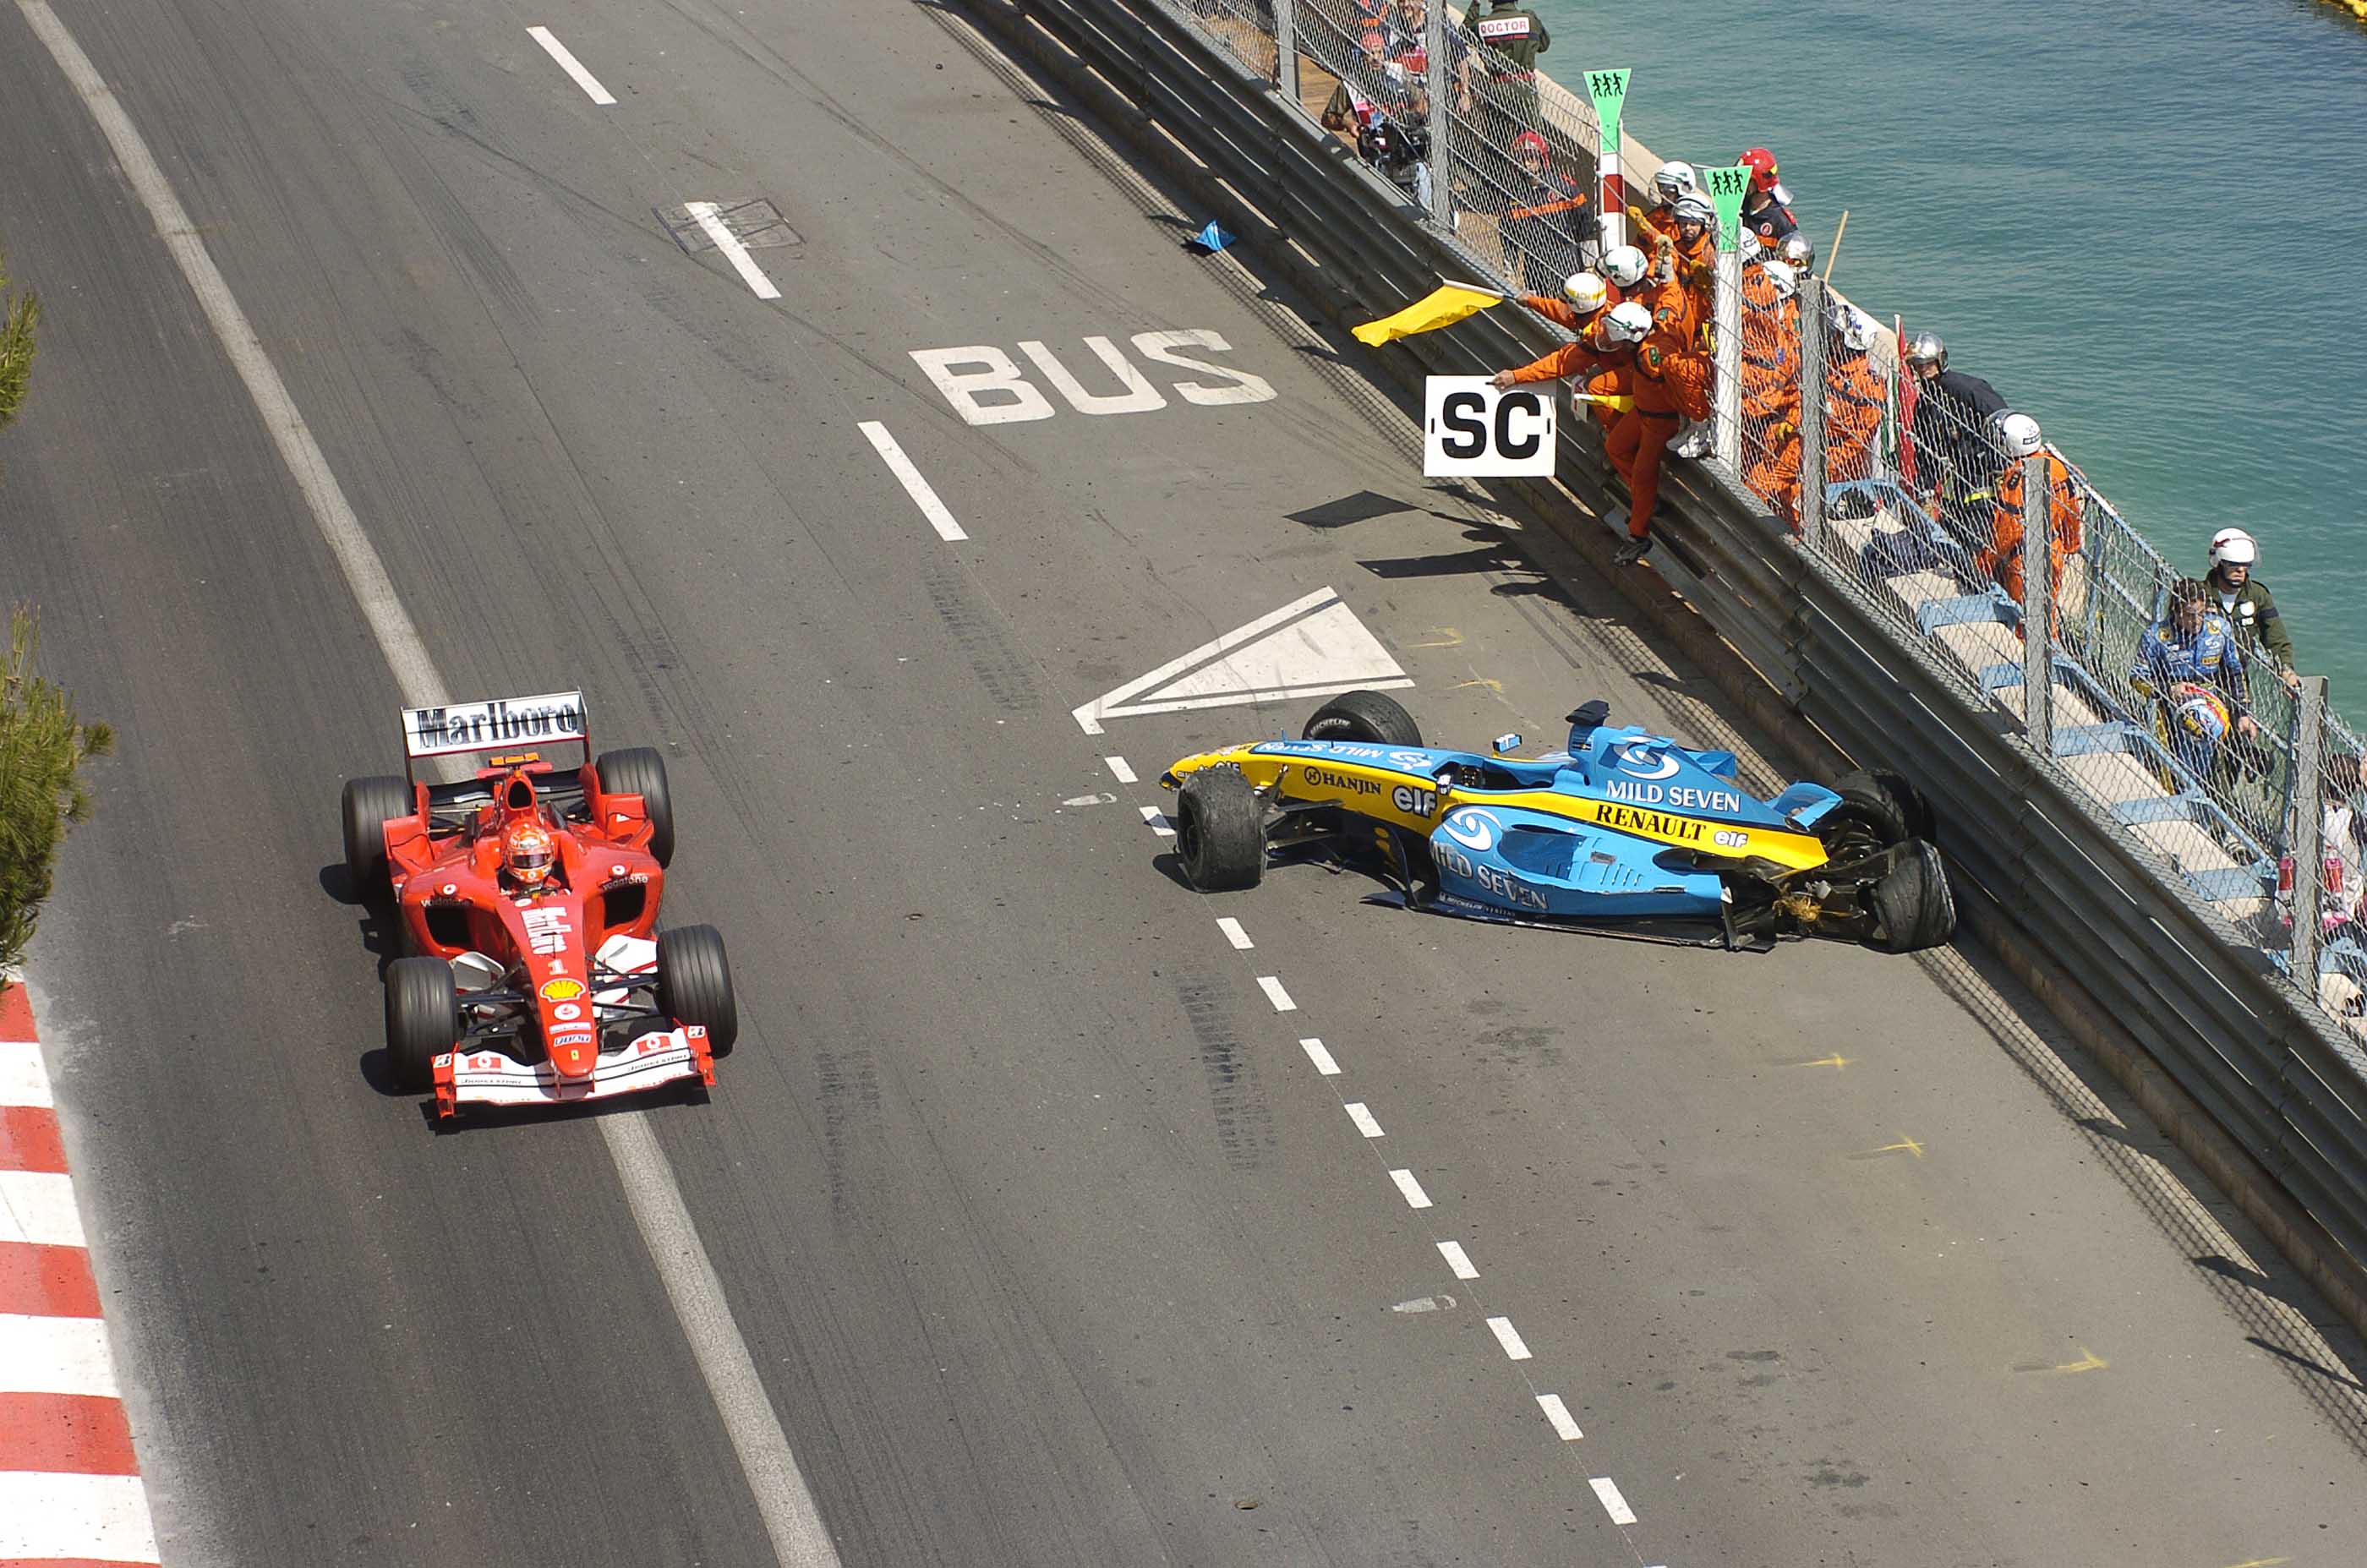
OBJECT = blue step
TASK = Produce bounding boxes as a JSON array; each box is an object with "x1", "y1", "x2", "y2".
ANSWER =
[
  {"x1": 2113, "y1": 795, "x2": 2204, "y2": 827},
  {"x1": 2184, "y1": 865, "x2": 2270, "y2": 904},
  {"x1": 1917, "y1": 593, "x2": 2012, "y2": 636},
  {"x1": 2053, "y1": 723, "x2": 2140, "y2": 759}
]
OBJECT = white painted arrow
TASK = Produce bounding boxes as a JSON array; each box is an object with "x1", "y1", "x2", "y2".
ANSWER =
[{"x1": 1071, "y1": 586, "x2": 1412, "y2": 735}]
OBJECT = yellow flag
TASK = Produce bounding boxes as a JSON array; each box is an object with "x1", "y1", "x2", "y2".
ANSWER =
[{"x1": 1350, "y1": 285, "x2": 1504, "y2": 347}]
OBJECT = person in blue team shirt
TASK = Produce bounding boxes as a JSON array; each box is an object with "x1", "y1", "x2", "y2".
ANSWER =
[{"x1": 2131, "y1": 576, "x2": 2261, "y2": 779}]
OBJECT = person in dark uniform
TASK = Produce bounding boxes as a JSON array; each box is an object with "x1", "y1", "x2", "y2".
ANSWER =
[
  {"x1": 1453, "y1": 0, "x2": 1549, "y2": 203},
  {"x1": 1737, "y1": 147, "x2": 1797, "y2": 244},
  {"x1": 1902, "y1": 331, "x2": 2009, "y2": 556}
]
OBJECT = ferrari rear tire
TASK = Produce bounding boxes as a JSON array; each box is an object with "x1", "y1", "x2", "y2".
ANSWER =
[
  {"x1": 1303, "y1": 690, "x2": 1422, "y2": 747},
  {"x1": 595, "y1": 747, "x2": 676, "y2": 868},
  {"x1": 1869, "y1": 840, "x2": 1957, "y2": 954},
  {"x1": 1821, "y1": 772, "x2": 1913, "y2": 861},
  {"x1": 342, "y1": 775, "x2": 415, "y2": 897},
  {"x1": 1177, "y1": 768, "x2": 1266, "y2": 892},
  {"x1": 385, "y1": 957, "x2": 458, "y2": 1093},
  {"x1": 658, "y1": 924, "x2": 738, "y2": 1056}
]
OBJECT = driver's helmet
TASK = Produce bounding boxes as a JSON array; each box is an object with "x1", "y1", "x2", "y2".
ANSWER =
[
  {"x1": 502, "y1": 819, "x2": 558, "y2": 889},
  {"x1": 2168, "y1": 682, "x2": 2232, "y2": 744}
]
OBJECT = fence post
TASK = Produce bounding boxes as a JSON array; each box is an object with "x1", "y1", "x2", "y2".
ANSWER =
[
  {"x1": 1424, "y1": 3, "x2": 1449, "y2": 226},
  {"x1": 2020, "y1": 451, "x2": 2053, "y2": 757},
  {"x1": 1797, "y1": 275, "x2": 1826, "y2": 555},
  {"x1": 2293, "y1": 675, "x2": 2329, "y2": 997},
  {"x1": 1272, "y1": 0, "x2": 1296, "y2": 101}
]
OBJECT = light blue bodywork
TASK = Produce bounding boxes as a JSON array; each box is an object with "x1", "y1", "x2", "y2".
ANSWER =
[{"x1": 1249, "y1": 710, "x2": 1844, "y2": 927}]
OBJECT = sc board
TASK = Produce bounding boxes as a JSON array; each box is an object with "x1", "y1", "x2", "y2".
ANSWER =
[{"x1": 1423, "y1": 378, "x2": 1557, "y2": 477}]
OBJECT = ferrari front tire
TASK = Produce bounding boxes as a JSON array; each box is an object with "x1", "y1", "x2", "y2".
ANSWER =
[
  {"x1": 1303, "y1": 690, "x2": 1422, "y2": 746},
  {"x1": 342, "y1": 775, "x2": 414, "y2": 896},
  {"x1": 1870, "y1": 840, "x2": 1957, "y2": 954},
  {"x1": 385, "y1": 956, "x2": 458, "y2": 1093},
  {"x1": 595, "y1": 747, "x2": 676, "y2": 867},
  {"x1": 1177, "y1": 768, "x2": 1266, "y2": 892},
  {"x1": 658, "y1": 924, "x2": 738, "y2": 1056}
]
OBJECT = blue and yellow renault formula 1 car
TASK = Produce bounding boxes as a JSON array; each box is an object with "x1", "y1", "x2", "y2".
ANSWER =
[{"x1": 1161, "y1": 691, "x2": 1955, "y2": 953}]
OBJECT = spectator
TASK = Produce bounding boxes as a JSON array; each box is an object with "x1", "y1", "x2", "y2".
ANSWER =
[
  {"x1": 1320, "y1": 30, "x2": 1404, "y2": 134},
  {"x1": 1353, "y1": 77, "x2": 1434, "y2": 209},
  {"x1": 2311, "y1": 751, "x2": 2367, "y2": 1018},
  {"x1": 2129, "y1": 576, "x2": 2260, "y2": 779},
  {"x1": 1738, "y1": 147, "x2": 1797, "y2": 244},
  {"x1": 2205, "y1": 527, "x2": 2300, "y2": 689},
  {"x1": 1381, "y1": 0, "x2": 1428, "y2": 63},
  {"x1": 1978, "y1": 412, "x2": 2085, "y2": 626},
  {"x1": 1822, "y1": 303, "x2": 1887, "y2": 486},
  {"x1": 1626, "y1": 160, "x2": 1696, "y2": 251},
  {"x1": 1901, "y1": 331, "x2": 2008, "y2": 555},
  {"x1": 1497, "y1": 131, "x2": 1597, "y2": 292}
]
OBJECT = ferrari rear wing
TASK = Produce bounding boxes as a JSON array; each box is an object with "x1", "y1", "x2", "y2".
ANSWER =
[{"x1": 402, "y1": 690, "x2": 591, "y2": 784}]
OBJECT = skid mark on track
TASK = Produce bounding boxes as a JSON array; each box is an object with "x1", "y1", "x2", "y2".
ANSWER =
[
  {"x1": 1175, "y1": 978, "x2": 1274, "y2": 1172},
  {"x1": 814, "y1": 1047, "x2": 883, "y2": 1217},
  {"x1": 924, "y1": 558, "x2": 1042, "y2": 714}
]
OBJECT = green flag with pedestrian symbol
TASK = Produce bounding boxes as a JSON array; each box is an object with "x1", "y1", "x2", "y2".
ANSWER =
[
  {"x1": 1703, "y1": 164, "x2": 1751, "y2": 253},
  {"x1": 1583, "y1": 68, "x2": 1631, "y2": 156}
]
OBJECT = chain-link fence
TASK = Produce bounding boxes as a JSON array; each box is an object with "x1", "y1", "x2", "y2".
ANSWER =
[{"x1": 1156, "y1": 0, "x2": 2345, "y2": 1030}]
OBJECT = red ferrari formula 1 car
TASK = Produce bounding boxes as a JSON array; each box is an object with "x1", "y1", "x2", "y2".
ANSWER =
[{"x1": 340, "y1": 689, "x2": 737, "y2": 1117}]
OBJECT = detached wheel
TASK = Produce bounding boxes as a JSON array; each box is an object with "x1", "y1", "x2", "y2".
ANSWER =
[
  {"x1": 1820, "y1": 771, "x2": 1913, "y2": 861},
  {"x1": 1177, "y1": 768, "x2": 1267, "y2": 892},
  {"x1": 342, "y1": 776, "x2": 414, "y2": 896},
  {"x1": 658, "y1": 924, "x2": 738, "y2": 1056},
  {"x1": 1870, "y1": 840, "x2": 1957, "y2": 954},
  {"x1": 385, "y1": 956, "x2": 459, "y2": 1093},
  {"x1": 596, "y1": 747, "x2": 676, "y2": 867},
  {"x1": 1303, "y1": 690, "x2": 1422, "y2": 746}
]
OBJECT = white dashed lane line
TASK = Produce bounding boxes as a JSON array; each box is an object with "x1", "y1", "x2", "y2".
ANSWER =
[
  {"x1": 858, "y1": 421, "x2": 968, "y2": 542},
  {"x1": 526, "y1": 25, "x2": 617, "y2": 104},
  {"x1": 1536, "y1": 1394, "x2": 1584, "y2": 1441},
  {"x1": 1343, "y1": 1101, "x2": 1385, "y2": 1139},
  {"x1": 1298, "y1": 1038, "x2": 1342, "y2": 1075},
  {"x1": 1436, "y1": 1240, "x2": 1479, "y2": 1279},
  {"x1": 1216, "y1": 916, "x2": 1255, "y2": 950},
  {"x1": 1589, "y1": 1476, "x2": 1639, "y2": 1526},
  {"x1": 1485, "y1": 1316, "x2": 1533, "y2": 1362},
  {"x1": 686, "y1": 199, "x2": 784, "y2": 299},
  {"x1": 1388, "y1": 1168, "x2": 1433, "y2": 1210},
  {"x1": 1102, "y1": 755, "x2": 1138, "y2": 784},
  {"x1": 1255, "y1": 975, "x2": 1297, "y2": 1013},
  {"x1": 1139, "y1": 806, "x2": 1175, "y2": 838}
]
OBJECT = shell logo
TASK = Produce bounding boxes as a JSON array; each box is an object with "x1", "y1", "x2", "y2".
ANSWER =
[{"x1": 539, "y1": 976, "x2": 588, "y2": 1003}]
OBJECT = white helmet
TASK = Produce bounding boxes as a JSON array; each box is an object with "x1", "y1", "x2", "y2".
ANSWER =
[
  {"x1": 1671, "y1": 191, "x2": 1715, "y2": 228},
  {"x1": 1995, "y1": 412, "x2": 2043, "y2": 458},
  {"x1": 1737, "y1": 230, "x2": 1763, "y2": 263},
  {"x1": 1599, "y1": 244, "x2": 1649, "y2": 289},
  {"x1": 2208, "y1": 527, "x2": 2259, "y2": 568},
  {"x1": 1600, "y1": 300, "x2": 1654, "y2": 346},
  {"x1": 1760, "y1": 260, "x2": 1798, "y2": 301},
  {"x1": 1652, "y1": 161, "x2": 1697, "y2": 203},
  {"x1": 1779, "y1": 233, "x2": 1816, "y2": 272},
  {"x1": 1561, "y1": 270, "x2": 1608, "y2": 313},
  {"x1": 1829, "y1": 303, "x2": 1876, "y2": 352}
]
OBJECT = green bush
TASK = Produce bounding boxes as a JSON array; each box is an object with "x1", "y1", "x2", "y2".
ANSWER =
[
  {"x1": 0, "y1": 247, "x2": 33, "y2": 439},
  {"x1": 1, "y1": 609, "x2": 112, "y2": 975}
]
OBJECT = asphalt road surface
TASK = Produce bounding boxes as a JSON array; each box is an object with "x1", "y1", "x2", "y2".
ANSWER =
[{"x1": 5, "y1": 0, "x2": 2366, "y2": 1562}]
